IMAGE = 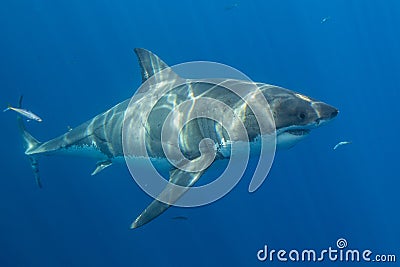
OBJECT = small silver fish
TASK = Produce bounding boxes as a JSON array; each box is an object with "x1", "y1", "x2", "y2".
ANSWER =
[
  {"x1": 333, "y1": 141, "x2": 351, "y2": 150},
  {"x1": 225, "y1": 1, "x2": 239, "y2": 10},
  {"x1": 321, "y1": 17, "x2": 331, "y2": 24},
  {"x1": 4, "y1": 105, "x2": 42, "y2": 122}
]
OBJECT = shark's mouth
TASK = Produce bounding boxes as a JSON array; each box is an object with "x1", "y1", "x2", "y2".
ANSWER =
[{"x1": 285, "y1": 129, "x2": 311, "y2": 136}]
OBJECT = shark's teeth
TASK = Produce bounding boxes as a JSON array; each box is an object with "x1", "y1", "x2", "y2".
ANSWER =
[{"x1": 286, "y1": 129, "x2": 310, "y2": 136}]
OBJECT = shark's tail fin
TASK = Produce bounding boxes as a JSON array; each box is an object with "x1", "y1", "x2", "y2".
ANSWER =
[
  {"x1": 17, "y1": 96, "x2": 42, "y2": 188},
  {"x1": 18, "y1": 116, "x2": 41, "y2": 153}
]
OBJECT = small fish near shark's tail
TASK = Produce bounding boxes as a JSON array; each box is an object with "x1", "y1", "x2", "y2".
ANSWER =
[
  {"x1": 3, "y1": 104, "x2": 11, "y2": 112},
  {"x1": 15, "y1": 96, "x2": 43, "y2": 188}
]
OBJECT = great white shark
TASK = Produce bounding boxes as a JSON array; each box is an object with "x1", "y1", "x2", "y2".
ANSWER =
[{"x1": 17, "y1": 48, "x2": 338, "y2": 228}]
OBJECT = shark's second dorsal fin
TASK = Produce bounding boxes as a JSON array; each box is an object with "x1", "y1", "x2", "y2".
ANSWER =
[{"x1": 134, "y1": 48, "x2": 179, "y2": 83}]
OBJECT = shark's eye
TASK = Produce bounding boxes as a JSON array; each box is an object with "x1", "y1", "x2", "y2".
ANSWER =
[{"x1": 298, "y1": 112, "x2": 306, "y2": 120}]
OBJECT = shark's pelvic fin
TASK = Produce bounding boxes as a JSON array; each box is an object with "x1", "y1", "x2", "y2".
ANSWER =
[
  {"x1": 91, "y1": 159, "x2": 113, "y2": 176},
  {"x1": 134, "y1": 48, "x2": 179, "y2": 85},
  {"x1": 131, "y1": 169, "x2": 204, "y2": 229}
]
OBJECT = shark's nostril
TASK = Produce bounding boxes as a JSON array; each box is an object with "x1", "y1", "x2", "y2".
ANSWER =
[{"x1": 331, "y1": 110, "x2": 339, "y2": 118}]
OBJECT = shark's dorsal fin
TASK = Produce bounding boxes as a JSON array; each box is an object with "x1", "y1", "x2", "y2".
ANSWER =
[{"x1": 134, "y1": 48, "x2": 179, "y2": 83}]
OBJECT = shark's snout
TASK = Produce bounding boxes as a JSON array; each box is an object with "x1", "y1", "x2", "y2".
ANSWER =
[{"x1": 312, "y1": 102, "x2": 339, "y2": 122}]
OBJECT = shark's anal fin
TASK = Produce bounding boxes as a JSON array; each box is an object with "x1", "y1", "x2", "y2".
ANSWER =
[
  {"x1": 131, "y1": 169, "x2": 204, "y2": 229},
  {"x1": 91, "y1": 159, "x2": 113, "y2": 176}
]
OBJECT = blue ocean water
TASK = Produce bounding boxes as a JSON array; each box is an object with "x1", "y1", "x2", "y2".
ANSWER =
[{"x1": 1, "y1": 0, "x2": 399, "y2": 266}]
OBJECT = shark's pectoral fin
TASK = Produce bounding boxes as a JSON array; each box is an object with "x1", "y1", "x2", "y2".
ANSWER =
[
  {"x1": 91, "y1": 159, "x2": 112, "y2": 176},
  {"x1": 131, "y1": 169, "x2": 204, "y2": 229}
]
